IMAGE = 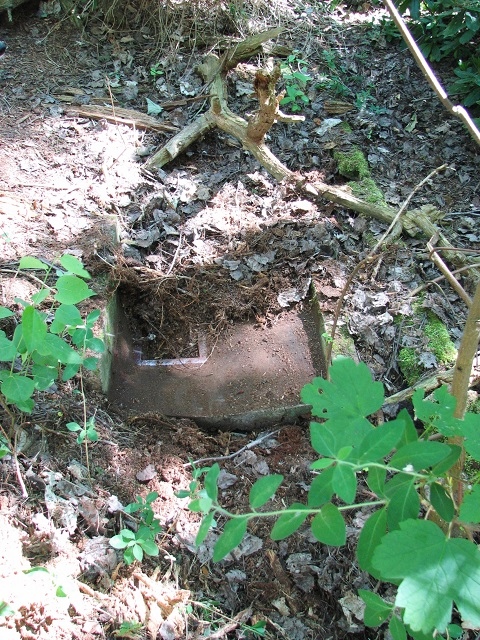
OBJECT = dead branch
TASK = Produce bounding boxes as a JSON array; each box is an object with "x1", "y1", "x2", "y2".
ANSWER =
[
  {"x1": 66, "y1": 105, "x2": 179, "y2": 133},
  {"x1": 427, "y1": 235, "x2": 472, "y2": 306},
  {"x1": 144, "y1": 29, "x2": 479, "y2": 278}
]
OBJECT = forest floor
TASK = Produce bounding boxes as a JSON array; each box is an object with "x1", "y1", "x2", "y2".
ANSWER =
[{"x1": 0, "y1": 1, "x2": 479, "y2": 639}]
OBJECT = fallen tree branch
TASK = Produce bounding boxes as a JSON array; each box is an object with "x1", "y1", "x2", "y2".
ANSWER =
[
  {"x1": 66, "y1": 105, "x2": 179, "y2": 133},
  {"x1": 144, "y1": 29, "x2": 478, "y2": 278}
]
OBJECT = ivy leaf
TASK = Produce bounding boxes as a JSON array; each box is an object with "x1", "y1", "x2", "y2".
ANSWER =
[
  {"x1": 385, "y1": 474, "x2": 420, "y2": 530},
  {"x1": 307, "y1": 466, "x2": 335, "y2": 507},
  {"x1": 249, "y1": 474, "x2": 283, "y2": 509},
  {"x1": 213, "y1": 517, "x2": 248, "y2": 562},
  {"x1": 301, "y1": 358, "x2": 384, "y2": 421},
  {"x1": 50, "y1": 304, "x2": 82, "y2": 334},
  {"x1": 21, "y1": 306, "x2": 47, "y2": 353},
  {"x1": 389, "y1": 616, "x2": 407, "y2": 640},
  {"x1": 86, "y1": 309, "x2": 101, "y2": 327},
  {"x1": 30, "y1": 289, "x2": 50, "y2": 306},
  {"x1": 389, "y1": 441, "x2": 452, "y2": 471},
  {"x1": 0, "y1": 333, "x2": 16, "y2": 362},
  {"x1": 31, "y1": 364, "x2": 57, "y2": 391},
  {"x1": 140, "y1": 538, "x2": 159, "y2": 557},
  {"x1": 358, "y1": 589, "x2": 393, "y2": 627},
  {"x1": 332, "y1": 464, "x2": 357, "y2": 503},
  {"x1": 60, "y1": 254, "x2": 91, "y2": 279},
  {"x1": 44, "y1": 334, "x2": 82, "y2": 365},
  {"x1": 413, "y1": 387, "x2": 462, "y2": 437},
  {"x1": 0, "y1": 307, "x2": 14, "y2": 319},
  {"x1": 373, "y1": 519, "x2": 480, "y2": 634},
  {"x1": 310, "y1": 503, "x2": 346, "y2": 546},
  {"x1": 459, "y1": 412, "x2": 480, "y2": 461},
  {"x1": 459, "y1": 485, "x2": 480, "y2": 524},
  {"x1": 357, "y1": 418, "x2": 405, "y2": 463},
  {"x1": 19, "y1": 256, "x2": 49, "y2": 270},
  {"x1": 196, "y1": 512, "x2": 216, "y2": 546},
  {"x1": 85, "y1": 337, "x2": 105, "y2": 353},
  {"x1": 366, "y1": 466, "x2": 387, "y2": 497},
  {"x1": 357, "y1": 508, "x2": 387, "y2": 578},
  {"x1": 54, "y1": 275, "x2": 95, "y2": 305},
  {"x1": 429, "y1": 482, "x2": 455, "y2": 522},
  {"x1": 395, "y1": 408, "x2": 419, "y2": 447},
  {"x1": 203, "y1": 464, "x2": 220, "y2": 502},
  {"x1": 271, "y1": 503, "x2": 309, "y2": 540},
  {"x1": 1, "y1": 373, "x2": 35, "y2": 403}
]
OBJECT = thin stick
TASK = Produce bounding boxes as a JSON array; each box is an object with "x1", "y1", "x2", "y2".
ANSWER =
[
  {"x1": 183, "y1": 429, "x2": 281, "y2": 468},
  {"x1": 326, "y1": 165, "x2": 447, "y2": 365},
  {"x1": 409, "y1": 263, "x2": 480, "y2": 297},
  {"x1": 449, "y1": 280, "x2": 480, "y2": 506},
  {"x1": 427, "y1": 236, "x2": 472, "y2": 306},
  {"x1": 13, "y1": 429, "x2": 28, "y2": 499}
]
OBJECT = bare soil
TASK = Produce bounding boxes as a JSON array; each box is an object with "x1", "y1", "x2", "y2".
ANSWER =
[{"x1": 0, "y1": 1, "x2": 479, "y2": 639}]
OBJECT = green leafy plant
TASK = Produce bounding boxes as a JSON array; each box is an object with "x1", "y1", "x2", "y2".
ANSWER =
[
  {"x1": 387, "y1": 0, "x2": 480, "y2": 109},
  {"x1": 279, "y1": 50, "x2": 311, "y2": 112},
  {"x1": 0, "y1": 256, "x2": 105, "y2": 474},
  {"x1": 149, "y1": 62, "x2": 164, "y2": 79},
  {"x1": 0, "y1": 601, "x2": 15, "y2": 617},
  {"x1": 67, "y1": 415, "x2": 98, "y2": 444},
  {"x1": 0, "y1": 255, "x2": 104, "y2": 415},
  {"x1": 110, "y1": 492, "x2": 161, "y2": 565},
  {"x1": 113, "y1": 620, "x2": 144, "y2": 638},
  {"x1": 181, "y1": 357, "x2": 480, "y2": 639}
]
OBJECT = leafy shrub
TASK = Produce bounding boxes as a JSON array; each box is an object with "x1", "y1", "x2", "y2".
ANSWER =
[
  {"x1": 389, "y1": 0, "x2": 480, "y2": 109},
  {"x1": 279, "y1": 50, "x2": 311, "y2": 112},
  {"x1": 180, "y1": 357, "x2": 480, "y2": 639},
  {"x1": 0, "y1": 255, "x2": 104, "y2": 413},
  {"x1": 110, "y1": 492, "x2": 161, "y2": 565}
]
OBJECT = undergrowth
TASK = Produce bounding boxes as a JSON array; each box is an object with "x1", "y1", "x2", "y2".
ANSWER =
[{"x1": 180, "y1": 357, "x2": 480, "y2": 639}]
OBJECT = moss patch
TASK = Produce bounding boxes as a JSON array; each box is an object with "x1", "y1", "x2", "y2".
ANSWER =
[
  {"x1": 424, "y1": 313, "x2": 457, "y2": 365},
  {"x1": 349, "y1": 177, "x2": 386, "y2": 205},
  {"x1": 398, "y1": 347, "x2": 422, "y2": 386},
  {"x1": 398, "y1": 312, "x2": 457, "y2": 386},
  {"x1": 334, "y1": 148, "x2": 370, "y2": 179}
]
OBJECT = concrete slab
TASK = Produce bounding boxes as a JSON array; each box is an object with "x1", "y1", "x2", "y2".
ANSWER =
[{"x1": 106, "y1": 292, "x2": 327, "y2": 430}]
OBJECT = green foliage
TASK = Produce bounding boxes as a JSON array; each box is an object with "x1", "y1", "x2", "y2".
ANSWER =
[
  {"x1": 180, "y1": 357, "x2": 480, "y2": 638},
  {"x1": 398, "y1": 313, "x2": 457, "y2": 385},
  {"x1": 66, "y1": 416, "x2": 98, "y2": 444},
  {"x1": 315, "y1": 49, "x2": 352, "y2": 98},
  {"x1": 0, "y1": 255, "x2": 104, "y2": 415},
  {"x1": 109, "y1": 492, "x2": 161, "y2": 565},
  {"x1": 279, "y1": 50, "x2": 311, "y2": 112},
  {"x1": 389, "y1": 1, "x2": 480, "y2": 110},
  {"x1": 113, "y1": 621, "x2": 144, "y2": 638},
  {"x1": 334, "y1": 148, "x2": 370, "y2": 179},
  {"x1": 0, "y1": 601, "x2": 15, "y2": 618},
  {"x1": 349, "y1": 177, "x2": 387, "y2": 205},
  {"x1": 424, "y1": 313, "x2": 457, "y2": 365}
]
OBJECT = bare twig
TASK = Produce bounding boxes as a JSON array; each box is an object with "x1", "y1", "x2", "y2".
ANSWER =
[
  {"x1": 427, "y1": 235, "x2": 472, "y2": 306},
  {"x1": 449, "y1": 280, "x2": 480, "y2": 506},
  {"x1": 409, "y1": 263, "x2": 480, "y2": 297},
  {"x1": 183, "y1": 429, "x2": 280, "y2": 468}
]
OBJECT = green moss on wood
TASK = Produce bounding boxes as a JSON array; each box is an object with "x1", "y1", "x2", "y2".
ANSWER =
[
  {"x1": 424, "y1": 313, "x2": 457, "y2": 365},
  {"x1": 334, "y1": 148, "x2": 370, "y2": 179},
  {"x1": 349, "y1": 177, "x2": 386, "y2": 205},
  {"x1": 398, "y1": 347, "x2": 422, "y2": 386}
]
